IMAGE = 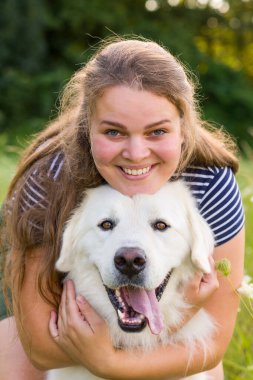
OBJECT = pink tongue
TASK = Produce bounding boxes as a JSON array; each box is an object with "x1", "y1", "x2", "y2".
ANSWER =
[{"x1": 122, "y1": 287, "x2": 163, "y2": 335}]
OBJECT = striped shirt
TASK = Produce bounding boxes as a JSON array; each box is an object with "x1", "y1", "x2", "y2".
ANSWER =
[
  {"x1": 18, "y1": 152, "x2": 64, "y2": 213},
  {"x1": 179, "y1": 166, "x2": 244, "y2": 246},
  {"x1": 19, "y1": 154, "x2": 244, "y2": 247}
]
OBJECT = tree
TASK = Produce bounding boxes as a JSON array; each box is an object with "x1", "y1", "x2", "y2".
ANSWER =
[{"x1": 0, "y1": 0, "x2": 252, "y2": 149}]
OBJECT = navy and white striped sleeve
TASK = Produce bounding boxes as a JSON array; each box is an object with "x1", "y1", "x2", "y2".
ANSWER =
[
  {"x1": 180, "y1": 166, "x2": 244, "y2": 246},
  {"x1": 198, "y1": 167, "x2": 244, "y2": 246},
  {"x1": 19, "y1": 168, "x2": 48, "y2": 212},
  {"x1": 19, "y1": 152, "x2": 64, "y2": 213}
]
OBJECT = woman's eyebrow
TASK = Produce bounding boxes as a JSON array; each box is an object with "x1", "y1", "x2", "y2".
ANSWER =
[{"x1": 100, "y1": 119, "x2": 172, "y2": 129}]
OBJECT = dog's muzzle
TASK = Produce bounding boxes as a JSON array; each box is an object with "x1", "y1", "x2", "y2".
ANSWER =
[{"x1": 105, "y1": 270, "x2": 172, "y2": 335}]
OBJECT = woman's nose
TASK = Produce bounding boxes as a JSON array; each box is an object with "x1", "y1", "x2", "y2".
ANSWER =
[{"x1": 121, "y1": 137, "x2": 150, "y2": 162}]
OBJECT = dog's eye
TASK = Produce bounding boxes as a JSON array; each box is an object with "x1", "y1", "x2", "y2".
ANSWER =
[
  {"x1": 153, "y1": 221, "x2": 170, "y2": 231},
  {"x1": 98, "y1": 220, "x2": 115, "y2": 231}
]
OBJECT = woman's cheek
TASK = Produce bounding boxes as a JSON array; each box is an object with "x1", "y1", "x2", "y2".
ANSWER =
[
  {"x1": 91, "y1": 136, "x2": 117, "y2": 165},
  {"x1": 160, "y1": 139, "x2": 182, "y2": 161}
]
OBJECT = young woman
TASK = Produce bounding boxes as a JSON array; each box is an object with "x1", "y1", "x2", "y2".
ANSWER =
[{"x1": 0, "y1": 37, "x2": 244, "y2": 379}]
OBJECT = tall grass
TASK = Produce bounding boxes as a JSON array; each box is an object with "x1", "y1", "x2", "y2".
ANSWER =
[
  {"x1": 0, "y1": 153, "x2": 18, "y2": 202},
  {"x1": 0, "y1": 141, "x2": 253, "y2": 379},
  {"x1": 0, "y1": 135, "x2": 21, "y2": 202},
  {"x1": 223, "y1": 158, "x2": 253, "y2": 380}
]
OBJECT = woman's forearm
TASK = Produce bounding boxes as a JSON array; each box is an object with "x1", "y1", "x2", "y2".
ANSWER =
[
  {"x1": 100, "y1": 339, "x2": 222, "y2": 380},
  {"x1": 13, "y1": 252, "x2": 75, "y2": 370},
  {"x1": 15, "y1": 310, "x2": 74, "y2": 370}
]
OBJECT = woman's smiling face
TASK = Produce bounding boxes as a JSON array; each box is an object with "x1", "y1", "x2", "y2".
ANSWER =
[{"x1": 90, "y1": 86, "x2": 183, "y2": 196}]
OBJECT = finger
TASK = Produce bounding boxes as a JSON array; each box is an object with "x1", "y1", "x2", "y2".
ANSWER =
[
  {"x1": 200, "y1": 270, "x2": 219, "y2": 297},
  {"x1": 59, "y1": 280, "x2": 67, "y2": 313},
  {"x1": 59, "y1": 280, "x2": 77, "y2": 317},
  {"x1": 57, "y1": 281, "x2": 68, "y2": 332},
  {"x1": 66, "y1": 278, "x2": 76, "y2": 297},
  {"x1": 202, "y1": 259, "x2": 219, "y2": 286},
  {"x1": 193, "y1": 270, "x2": 204, "y2": 281},
  {"x1": 65, "y1": 280, "x2": 82, "y2": 317},
  {"x1": 76, "y1": 296, "x2": 104, "y2": 333},
  {"x1": 188, "y1": 271, "x2": 203, "y2": 289},
  {"x1": 49, "y1": 310, "x2": 59, "y2": 339}
]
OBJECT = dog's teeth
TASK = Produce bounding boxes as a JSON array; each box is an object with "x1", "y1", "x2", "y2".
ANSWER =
[
  {"x1": 118, "y1": 309, "x2": 124, "y2": 319},
  {"x1": 116, "y1": 289, "x2": 120, "y2": 297},
  {"x1": 125, "y1": 316, "x2": 144, "y2": 325}
]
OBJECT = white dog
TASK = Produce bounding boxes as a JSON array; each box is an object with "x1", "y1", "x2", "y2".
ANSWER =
[{"x1": 47, "y1": 181, "x2": 215, "y2": 380}]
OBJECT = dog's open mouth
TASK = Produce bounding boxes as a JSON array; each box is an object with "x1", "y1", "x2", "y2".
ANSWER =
[{"x1": 105, "y1": 271, "x2": 172, "y2": 335}]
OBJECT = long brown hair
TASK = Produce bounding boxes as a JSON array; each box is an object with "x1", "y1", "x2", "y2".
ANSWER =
[{"x1": 2, "y1": 36, "x2": 238, "y2": 313}]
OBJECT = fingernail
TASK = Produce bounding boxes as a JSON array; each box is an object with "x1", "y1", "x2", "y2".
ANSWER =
[
  {"x1": 202, "y1": 273, "x2": 210, "y2": 282},
  {"x1": 76, "y1": 295, "x2": 86, "y2": 304},
  {"x1": 50, "y1": 310, "x2": 58, "y2": 321}
]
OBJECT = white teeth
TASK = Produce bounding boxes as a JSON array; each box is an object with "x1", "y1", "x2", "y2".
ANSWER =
[
  {"x1": 117, "y1": 309, "x2": 145, "y2": 325},
  {"x1": 118, "y1": 309, "x2": 124, "y2": 319},
  {"x1": 123, "y1": 167, "x2": 150, "y2": 176}
]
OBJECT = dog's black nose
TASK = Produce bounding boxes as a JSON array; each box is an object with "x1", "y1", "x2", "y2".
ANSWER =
[{"x1": 114, "y1": 247, "x2": 146, "y2": 277}]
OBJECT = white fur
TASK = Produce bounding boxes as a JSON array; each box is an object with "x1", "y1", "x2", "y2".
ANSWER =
[{"x1": 47, "y1": 182, "x2": 215, "y2": 380}]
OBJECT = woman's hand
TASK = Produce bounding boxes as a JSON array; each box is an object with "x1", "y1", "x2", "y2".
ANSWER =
[
  {"x1": 169, "y1": 257, "x2": 219, "y2": 333},
  {"x1": 49, "y1": 280, "x2": 116, "y2": 378},
  {"x1": 184, "y1": 256, "x2": 219, "y2": 308}
]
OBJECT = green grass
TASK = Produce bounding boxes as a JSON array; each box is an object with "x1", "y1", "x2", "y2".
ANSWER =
[
  {"x1": 0, "y1": 153, "x2": 18, "y2": 202},
  {"x1": 223, "y1": 158, "x2": 253, "y2": 380},
  {"x1": 0, "y1": 142, "x2": 253, "y2": 379},
  {"x1": 0, "y1": 134, "x2": 21, "y2": 203}
]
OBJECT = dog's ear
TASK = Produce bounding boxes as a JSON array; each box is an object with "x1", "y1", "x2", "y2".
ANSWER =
[
  {"x1": 187, "y1": 205, "x2": 213, "y2": 274},
  {"x1": 56, "y1": 219, "x2": 76, "y2": 272},
  {"x1": 56, "y1": 194, "x2": 90, "y2": 272},
  {"x1": 180, "y1": 184, "x2": 214, "y2": 274}
]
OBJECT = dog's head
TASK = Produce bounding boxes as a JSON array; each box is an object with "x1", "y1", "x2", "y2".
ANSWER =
[{"x1": 56, "y1": 182, "x2": 214, "y2": 335}]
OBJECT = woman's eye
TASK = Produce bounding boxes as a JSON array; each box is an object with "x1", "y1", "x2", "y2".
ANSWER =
[
  {"x1": 98, "y1": 220, "x2": 115, "y2": 230},
  {"x1": 105, "y1": 130, "x2": 121, "y2": 137},
  {"x1": 151, "y1": 129, "x2": 166, "y2": 136},
  {"x1": 153, "y1": 220, "x2": 170, "y2": 231}
]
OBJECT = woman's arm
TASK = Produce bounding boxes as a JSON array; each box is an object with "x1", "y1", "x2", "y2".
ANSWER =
[
  {"x1": 13, "y1": 247, "x2": 76, "y2": 370},
  {"x1": 49, "y1": 228, "x2": 245, "y2": 379},
  {"x1": 0, "y1": 317, "x2": 46, "y2": 380}
]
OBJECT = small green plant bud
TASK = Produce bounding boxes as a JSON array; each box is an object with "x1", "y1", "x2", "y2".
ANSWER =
[{"x1": 215, "y1": 258, "x2": 232, "y2": 277}]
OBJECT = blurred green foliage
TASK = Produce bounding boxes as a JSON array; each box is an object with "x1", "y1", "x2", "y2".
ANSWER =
[{"x1": 0, "y1": 0, "x2": 253, "y2": 149}]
